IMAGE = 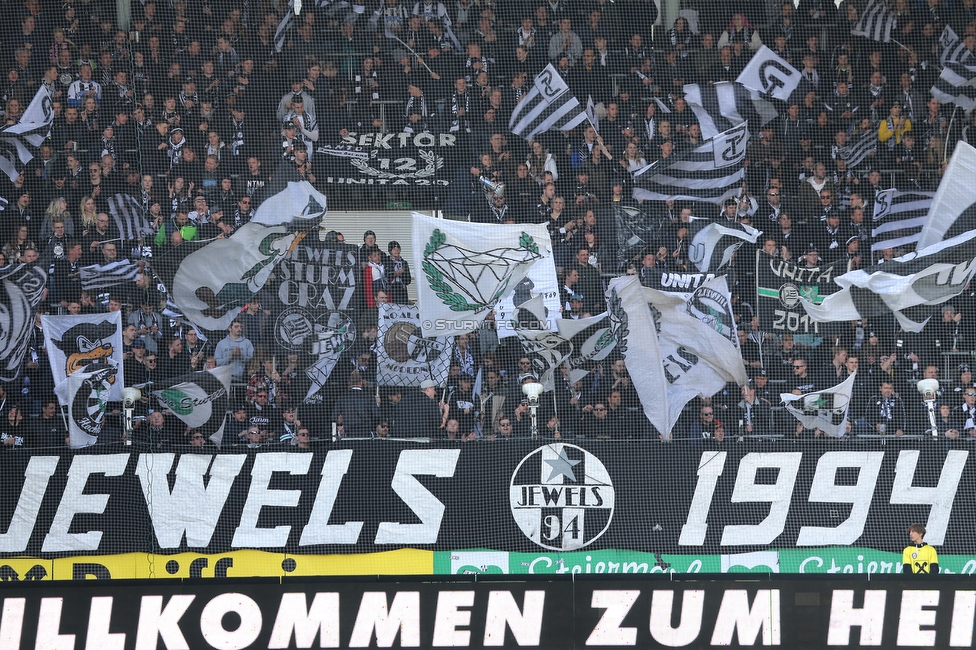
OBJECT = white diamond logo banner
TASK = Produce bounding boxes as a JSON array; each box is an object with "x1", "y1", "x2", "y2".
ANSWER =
[{"x1": 412, "y1": 212, "x2": 550, "y2": 337}]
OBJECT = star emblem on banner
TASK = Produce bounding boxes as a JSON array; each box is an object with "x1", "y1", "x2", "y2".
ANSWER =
[{"x1": 544, "y1": 447, "x2": 580, "y2": 482}]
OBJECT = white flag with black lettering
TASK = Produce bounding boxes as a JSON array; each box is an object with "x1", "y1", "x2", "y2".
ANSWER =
[
  {"x1": 736, "y1": 45, "x2": 801, "y2": 102},
  {"x1": 494, "y1": 249, "x2": 560, "y2": 339},
  {"x1": 781, "y1": 373, "x2": 856, "y2": 438},
  {"x1": 644, "y1": 285, "x2": 748, "y2": 437},
  {"x1": 413, "y1": 212, "x2": 549, "y2": 337},
  {"x1": 606, "y1": 276, "x2": 669, "y2": 435},
  {"x1": 688, "y1": 221, "x2": 761, "y2": 273}
]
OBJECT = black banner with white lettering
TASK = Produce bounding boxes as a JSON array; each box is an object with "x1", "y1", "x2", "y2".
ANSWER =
[
  {"x1": 2, "y1": 441, "x2": 975, "y2": 558},
  {"x1": 4, "y1": 575, "x2": 976, "y2": 648},
  {"x1": 317, "y1": 131, "x2": 454, "y2": 194},
  {"x1": 755, "y1": 250, "x2": 841, "y2": 335}
]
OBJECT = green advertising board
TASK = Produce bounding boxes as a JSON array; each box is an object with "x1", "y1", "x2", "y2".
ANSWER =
[{"x1": 436, "y1": 548, "x2": 976, "y2": 576}]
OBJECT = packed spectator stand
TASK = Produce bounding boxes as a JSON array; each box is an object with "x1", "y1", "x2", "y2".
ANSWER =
[{"x1": 0, "y1": 0, "x2": 974, "y2": 450}]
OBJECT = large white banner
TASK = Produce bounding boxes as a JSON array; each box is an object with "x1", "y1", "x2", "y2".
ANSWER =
[
  {"x1": 643, "y1": 285, "x2": 748, "y2": 437},
  {"x1": 412, "y1": 212, "x2": 550, "y2": 337},
  {"x1": 376, "y1": 302, "x2": 453, "y2": 387},
  {"x1": 42, "y1": 311, "x2": 124, "y2": 404},
  {"x1": 172, "y1": 223, "x2": 306, "y2": 332},
  {"x1": 606, "y1": 276, "x2": 670, "y2": 435}
]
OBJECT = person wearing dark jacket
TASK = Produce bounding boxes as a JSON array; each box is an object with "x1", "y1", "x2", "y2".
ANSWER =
[
  {"x1": 331, "y1": 370, "x2": 378, "y2": 438},
  {"x1": 395, "y1": 379, "x2": 445, "y2": 437}
]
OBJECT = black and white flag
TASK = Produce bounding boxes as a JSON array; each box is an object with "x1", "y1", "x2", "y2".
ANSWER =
[
  {"x1": 688, "y1": 221, "x2": 761, "y2": 273},
  {"x1": 509, "y1": 64, "x2": 588, "y2": 139},
  {"x1": 511, "y1": 295, "x2": 572, "y2": 391},
  {"x1": 80, "y1": 260, "x2": 142, "y2": 291},
  {"x1": 376, "y1": 303, "x2": 452, "y2": 388},
  {"x1": 0, "y1": 263, "x2": 47, "y2": 382},
  {"x1": 556, "y1": 311, "x2": 623, "y2": 384},
  {"x1": 632, "y1": 123, "x2": 749, "y2": 204},
  {"x1": 43, "y1": 311, "x2": 124, "y2": 403},
  {"x1": 755, "y1": 250, "x2": 840, "y2": 335},
  {"x1": 837, "y1": 130, "x2": 878, "y2": 168},
  {"x1": 682, "y1": 81, "x2": 777, "y2": 140},
  {"x1": 152, "y1": 366, "x2": 233, "y2": 447},
  {"x1": 736, "y1": 45, "x2": 801, "y2": 102},
  {"x1": 931, "y1": 63, "x2": 976, "y2": 111},
  {"x1": 107, "y1": 193, "x2": 154, "y2": 241},
  {"x1": 63, "y1": 368, "x2": 114, "y2": 448},
  {"x1": 781, "y1": 373, "x2": 856, "y2": 438},
  {"x1": 801, "y1": 229, "x2": 976, "y2": 331},
  {"x1": 0, "y1": 85, "x2": 54, "y2": 182},
  {"x1": 274, "y1": 1, "x2": 295, "y2": 52},
  {"x1": 917, "y1": 141, "x2": 976, "y2": 250},
  {"x1": 870, "y1": 188, "x2": 935, "y2": 252},
  {"x1": 852, "y1": 0, "x2": 895, "y2": 42},
  {"x1": 939, "y1": 25, "x2": 963, "y2": 66}
]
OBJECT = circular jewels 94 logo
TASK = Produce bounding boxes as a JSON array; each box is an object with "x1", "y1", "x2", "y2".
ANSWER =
[{"x1": 509, "y1": 444, "x2": 614, "y2": 551}]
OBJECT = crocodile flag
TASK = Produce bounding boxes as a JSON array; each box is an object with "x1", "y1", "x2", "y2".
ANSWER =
[
  {"x1": 606, "y1": 276, "x2": 669, "y2": 435},
  {"x1": 781, "y1": 373, "x2": 856, "y2": 438},
  {"x1": 0, "y1": 263, "x2": 47, "y2": 382},
  {"x1": 376, "y1": 302, "x2": 452, "y2": 387},
  {"x1": 412, "y1": 212, "x2": 549, "y2": 337},
  {"x1": 152, "y1": 365, "x2": 233, "y2": 447},
  {"x1": 43, "y1": 311, "x2": 124, "y2": 403}
]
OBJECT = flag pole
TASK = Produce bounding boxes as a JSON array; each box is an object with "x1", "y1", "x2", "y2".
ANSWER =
[
  {"x1": 388, "y1": 33, "x2": 436, "y2": 76},
  {"x1": 945, "y1": 105, "x2": 959, "y2": 163}
]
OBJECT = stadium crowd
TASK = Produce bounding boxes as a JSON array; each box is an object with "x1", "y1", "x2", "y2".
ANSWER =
[{"x1": 0, "y1": 0, "x2": 975, "y2": 449}]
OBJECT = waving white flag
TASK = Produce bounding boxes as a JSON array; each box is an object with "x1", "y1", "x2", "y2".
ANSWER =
[{"x1": 781, "y1": 373, "x2": 856, "y2": 438}]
